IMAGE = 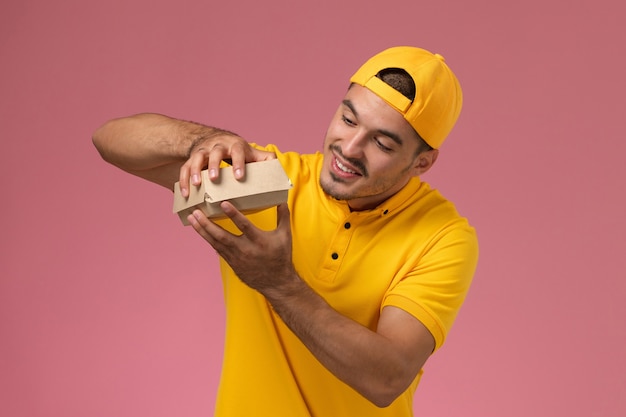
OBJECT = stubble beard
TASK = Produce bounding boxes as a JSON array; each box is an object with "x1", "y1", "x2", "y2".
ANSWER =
[
  {"x1": 319, "y1": 144, "x2": 368, "y2": 201},
  {"x1": 319, "y1": 152, "x2": 416, "y2": 205}
]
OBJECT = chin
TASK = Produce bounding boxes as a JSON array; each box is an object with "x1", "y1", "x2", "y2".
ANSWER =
[{"x1": 320, "y1": 174, "x2": 348, "y2": 201}]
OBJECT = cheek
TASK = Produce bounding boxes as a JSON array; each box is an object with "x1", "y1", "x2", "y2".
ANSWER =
[
  {"x1": 326, "y1": 109, "x2": 353, "y2": 137},
  {"x1": 369, "y1": 156, "x2": 414, "y2": 179},
  {"x1": 325, "y1": 118, "x2": 343, "y2": 138}
]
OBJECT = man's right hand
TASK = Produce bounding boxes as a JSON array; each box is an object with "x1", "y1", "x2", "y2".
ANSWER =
[{"x1": 178, "y1": 131, "x2": 276, "y2": 198}]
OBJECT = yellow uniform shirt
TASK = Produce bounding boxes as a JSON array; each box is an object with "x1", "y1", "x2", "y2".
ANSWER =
[{"x1": 214, "y1": 147, "x2": 478, "y2": 416}]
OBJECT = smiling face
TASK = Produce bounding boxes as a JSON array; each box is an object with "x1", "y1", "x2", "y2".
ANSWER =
[{"x1": 319, "y1": 84, "x2": 438, "y2": 211}]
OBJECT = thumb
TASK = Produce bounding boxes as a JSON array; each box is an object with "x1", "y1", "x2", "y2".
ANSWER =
[
  {"x1": 276, "y1": 203, "x2": 291, "y2": 229},
  {"x1": 252, "y1": 148, "x2": 278, "y2": 161}
]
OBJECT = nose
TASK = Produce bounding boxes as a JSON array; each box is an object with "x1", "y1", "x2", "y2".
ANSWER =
[{"x1": 341, "y1": 129, "x2": 367, "y2": 158}]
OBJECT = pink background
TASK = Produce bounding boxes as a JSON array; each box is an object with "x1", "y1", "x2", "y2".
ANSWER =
[{"x1": 1, "y1": 1, "x2": 624, "y2": 416}]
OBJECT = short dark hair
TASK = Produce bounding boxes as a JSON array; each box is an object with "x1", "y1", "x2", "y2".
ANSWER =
[
  {"x1": 376, "y1": 68, "x2": 416, "y2": 101},
  {"x1": 376, "y1": 68, "x2": 433, "y2": 153}
]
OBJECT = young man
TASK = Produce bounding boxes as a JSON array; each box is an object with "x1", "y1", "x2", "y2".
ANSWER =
[{"x1": 93, "y1": 46, "x2": 479, "y2": 416}]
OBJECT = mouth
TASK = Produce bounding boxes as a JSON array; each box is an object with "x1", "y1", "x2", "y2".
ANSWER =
[
  {"x1": 335, "y1": 157, "x2": 359, "y2": 174},
  {"x1": 331, "y1": 152, "x2": 365, "y2": 178}
]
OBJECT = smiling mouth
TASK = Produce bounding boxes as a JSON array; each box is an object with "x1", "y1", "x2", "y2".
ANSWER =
[
  {"x1": 335, "y1": 158, "x2": 360, "y2": 175},
  {"x1": 329, "y1": 145, "x2": 366, "y2": 178}
]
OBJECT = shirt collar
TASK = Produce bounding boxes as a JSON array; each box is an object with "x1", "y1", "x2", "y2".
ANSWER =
[{"x1": 322, "y1": 176, "x2": 424, "y2": 218}]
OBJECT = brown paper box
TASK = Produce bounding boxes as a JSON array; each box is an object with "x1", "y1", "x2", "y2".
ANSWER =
[{"x1": 173, "y1": 159, "x2": 292, "y2": 225}]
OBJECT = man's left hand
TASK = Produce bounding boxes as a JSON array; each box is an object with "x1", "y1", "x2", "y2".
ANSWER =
[{"x1": 187, "y1": 202, "x2": 296, "y2": 293}]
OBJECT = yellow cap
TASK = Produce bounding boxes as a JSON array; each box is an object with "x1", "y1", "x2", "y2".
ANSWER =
[{"x1": 350, "y1": 46, "x2": 463, "y2": 149}]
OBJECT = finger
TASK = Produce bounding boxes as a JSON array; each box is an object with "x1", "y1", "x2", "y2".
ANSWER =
[
  {"x1": 190, "y1": 146, "x2": 215, "y2": 185},
  {"x1": 179, "y1": 150, "x2": 208, "y2": 198},
  {"x1": 253, "y1": 149, "x2": 278, "y2": 162},
  {"x1": 178, "y1": 158, "x2": 199, "y2": 198},
  {"x1": 187, "y1": 209, "x2": 234, "y2": 251},
  {"x1": 231, "y1": 147, "x2": 278, "y2": 180},
  {"x1": 220, "y1": 201, "x2": 259, "y2": 239},
  {"x1": 187, "y1": 210, "x2": 216, "y2": 245},
  {"x1": 207, "y1": 145, "x2": 230, "y2": 180},
  {"x1": 229, "y1": 142, "x2": 248, "y2": 180},
  {"x1": 178, "y1": 160, "x2": 192, "y2": 198}
]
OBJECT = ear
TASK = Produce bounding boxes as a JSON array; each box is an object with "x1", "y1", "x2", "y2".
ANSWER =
[{"x1": 410, "y1": 149, "x2": 439, "y2": 176}]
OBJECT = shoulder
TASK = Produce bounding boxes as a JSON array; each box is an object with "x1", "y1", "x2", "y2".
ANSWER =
[{"x1": 253, "y1": 144, "x2": 322, "y2": 182}]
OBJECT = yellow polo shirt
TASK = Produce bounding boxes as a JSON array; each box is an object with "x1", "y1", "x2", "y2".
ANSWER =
[{"x1": 214, "y1": 146, "x2": 478, "y2": 416}]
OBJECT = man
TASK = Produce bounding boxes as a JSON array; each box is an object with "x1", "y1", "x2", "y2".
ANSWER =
[{"x1": 93, "y1": 46, "x2": 479, "y2": 416}]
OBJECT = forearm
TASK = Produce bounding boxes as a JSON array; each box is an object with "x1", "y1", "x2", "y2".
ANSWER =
[
  {"x1": 92, "y1": 113, "x2": 228, "y2": 188},
  {"x1": 264, "y1": 278, "x2": 421, "y2": 407}
]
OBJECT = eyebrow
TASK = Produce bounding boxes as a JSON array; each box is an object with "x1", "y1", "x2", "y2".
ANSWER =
[{"x1": 342, "y1": 99, "x2": 404, "y2": 145}]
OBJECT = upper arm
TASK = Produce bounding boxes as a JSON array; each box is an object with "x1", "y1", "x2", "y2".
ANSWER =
[{"x1": 377, "y1": 305, "x2": 435, "y2": 379}]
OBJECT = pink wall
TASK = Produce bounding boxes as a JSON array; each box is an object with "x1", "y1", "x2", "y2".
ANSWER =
[{"x1": 1, "y1": 1, "x2": 624, "y2": 416}]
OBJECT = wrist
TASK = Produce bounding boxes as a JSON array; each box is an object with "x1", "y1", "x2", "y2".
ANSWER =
[
  {"x1": 184, "y1": 123, "x2": 239, "y2": 159},
  {"x1": 263, "y1": 271, "x2": 311, "y2": 307}
]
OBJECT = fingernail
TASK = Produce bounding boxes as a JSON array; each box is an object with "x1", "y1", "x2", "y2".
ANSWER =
[
  {"x1": 209, "y1": 169, "x2": 217, "y2": 178},
  {"x1": 192, "y1": 174, "x2": 200, "y2": 184},
  {"x1": 235, "y1": 168, "x2": 242, "y2": 178}
]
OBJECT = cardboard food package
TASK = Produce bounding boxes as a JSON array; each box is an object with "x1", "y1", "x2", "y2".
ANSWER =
[{"x1": 173, "y1": 159, "x2": 292, "y2": 225}]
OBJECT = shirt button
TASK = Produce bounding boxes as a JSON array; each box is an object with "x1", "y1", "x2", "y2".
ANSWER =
[
  {"x1": 331, "y1": 253, "x2": 339, "y2": 260},
  {"x1": 344, "y1": 222, "x2": 351, "y2": 229}
]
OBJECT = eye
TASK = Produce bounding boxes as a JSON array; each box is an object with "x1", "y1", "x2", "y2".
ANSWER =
[
  {"x1": 341, "y1": 115, "x2": 356, "y2": 126},
  {"x1": 374, "y1": 137, "x2": 393, "y2": 152}
]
